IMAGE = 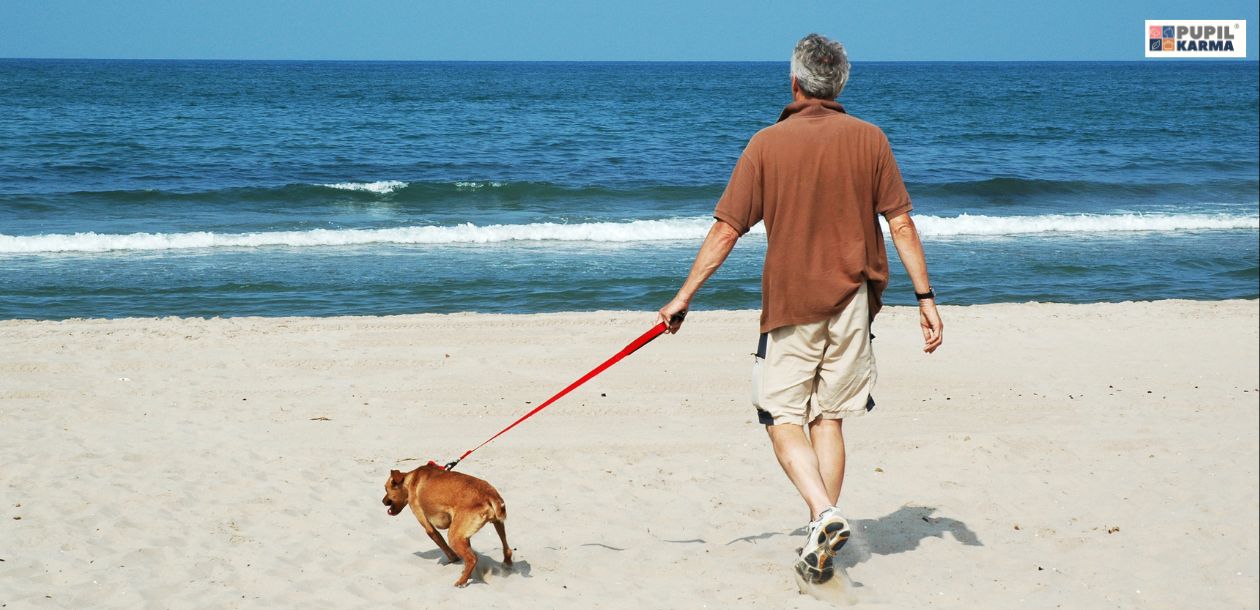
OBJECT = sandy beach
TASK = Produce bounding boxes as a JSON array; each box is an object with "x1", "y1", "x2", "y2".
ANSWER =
[{"x1": 1, "y1": 300, "x2": 1257, "y2": 608}]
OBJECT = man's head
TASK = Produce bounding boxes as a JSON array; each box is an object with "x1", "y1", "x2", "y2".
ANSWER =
[{"x1": 790, "y1": 34, "x2": 850, "y2": 100}]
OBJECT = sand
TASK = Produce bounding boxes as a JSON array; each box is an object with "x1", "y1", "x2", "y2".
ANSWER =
[{"x1": 1, "y1": 300, "x2": 1257, "y2": 608}]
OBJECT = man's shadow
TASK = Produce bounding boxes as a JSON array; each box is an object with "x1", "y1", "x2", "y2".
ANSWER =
[
  {"x1": 727, "y1": 505, "x2": 981, "y2": 569},
  {"x1": 835, "y1": 505, "x2": 981, "y2": 568}
]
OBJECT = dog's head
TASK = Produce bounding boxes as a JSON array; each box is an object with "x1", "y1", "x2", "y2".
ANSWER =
[{"x1": 382, "y1": 469, "x2": 409, "y2": 516}]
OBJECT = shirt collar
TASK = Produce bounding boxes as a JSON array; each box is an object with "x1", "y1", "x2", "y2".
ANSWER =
[{"x1": 776, "y1": 99, "x2": 847, "y2": 123}]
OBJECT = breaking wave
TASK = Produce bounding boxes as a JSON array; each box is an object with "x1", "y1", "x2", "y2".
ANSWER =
[
  {"x1": 910, "y1": 212, "x2": 1259, "y2": 237},
  {"x1": 320, "y1": 180, "x2": 409, "y2": 194},
  {"x1": 1, "y1": 213, "x2": 1255, "y2": 254}
]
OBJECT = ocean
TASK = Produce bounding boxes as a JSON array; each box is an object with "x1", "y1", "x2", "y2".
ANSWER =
[{"x1": 0, "y1": 60, "x2": 1256, "y2": 319}]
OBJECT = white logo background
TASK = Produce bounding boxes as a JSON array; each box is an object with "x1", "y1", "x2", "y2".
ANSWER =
[{"x1": 1145, "y1": 20, "x2": 1247, "y2": 58}]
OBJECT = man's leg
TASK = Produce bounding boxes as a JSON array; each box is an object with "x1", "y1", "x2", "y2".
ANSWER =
[
  {"x1": 808, "y1": 418, "x2": 845, "y2": 506},
  {"x1": 812, "y1": 282, "x2": 871, "y2": 509},
  {"x1": 766, "y1": 423, "x2": 833, "y2": 520}
]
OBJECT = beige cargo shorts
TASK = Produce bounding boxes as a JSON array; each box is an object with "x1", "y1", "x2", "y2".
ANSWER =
[{"x1": 752, "y1": 282, "x2": 877, "y2": 426}]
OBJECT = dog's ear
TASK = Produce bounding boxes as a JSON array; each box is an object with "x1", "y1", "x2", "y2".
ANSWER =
[{"x1": 390, "y1": 469, "x2": 405, "y2": 485}]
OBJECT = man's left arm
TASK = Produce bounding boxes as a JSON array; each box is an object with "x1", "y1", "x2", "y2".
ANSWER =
[{"x1": 656, "y1": 220, "x2": 741, "y2": 334}]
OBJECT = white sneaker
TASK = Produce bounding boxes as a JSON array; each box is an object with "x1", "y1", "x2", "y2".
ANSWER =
[{"x1": 794, "y1": 507, "x2": 851, "y2": 584}]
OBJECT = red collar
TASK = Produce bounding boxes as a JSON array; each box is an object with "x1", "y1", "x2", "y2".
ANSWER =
[{"x1": 777, "y1": 99, "x2": 847, "y2": 123}]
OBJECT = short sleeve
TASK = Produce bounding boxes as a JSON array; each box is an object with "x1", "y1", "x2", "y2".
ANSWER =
[
  {"x1": 713, "y1": 143, "x2": 763, "y2": 235},
  {"x1": 874, "y1": 133, "x2": 913, "y2": 220}
]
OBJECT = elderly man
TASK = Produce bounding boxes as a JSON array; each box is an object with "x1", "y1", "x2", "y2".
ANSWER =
[{"x1": 656, "y1": 33, "x2": 943, "y2": 584}]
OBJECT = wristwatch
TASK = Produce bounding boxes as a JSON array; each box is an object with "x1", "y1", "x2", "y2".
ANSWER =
[{"x1": 914, "y1": 288, "x2": 936, "y2": 301}]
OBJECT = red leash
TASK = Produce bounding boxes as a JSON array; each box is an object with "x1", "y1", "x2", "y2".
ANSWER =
[{"x1": 442, "y1": 318, "x2": 676, "y2": 471}]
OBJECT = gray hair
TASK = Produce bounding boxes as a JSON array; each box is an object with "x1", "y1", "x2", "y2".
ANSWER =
[{"x1": 791, "y1": 34, "x2": 850, "y2": 99}]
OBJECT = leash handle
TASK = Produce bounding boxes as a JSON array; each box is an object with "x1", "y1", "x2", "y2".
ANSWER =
[{"x1": 445, "y1": 320, "x2": 671, "y2": 470}]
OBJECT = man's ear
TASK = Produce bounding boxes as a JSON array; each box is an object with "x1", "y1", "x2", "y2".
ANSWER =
[{"x1": 790, "y1": 75, "x2": 800, "y2": 95}]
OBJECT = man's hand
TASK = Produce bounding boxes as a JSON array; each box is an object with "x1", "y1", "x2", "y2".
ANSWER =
[
  {"x1": 919, "y1": 300, "x2": 943, "y2": 353},
  {"x1": 657, "y1": 298, "x2": 689, "y2": 334},
  {"x1": 887, "y1": 213, "x2": 942, "y2": 354}
]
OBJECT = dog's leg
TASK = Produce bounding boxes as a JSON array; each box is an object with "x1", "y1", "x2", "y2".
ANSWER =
[
  {"x1": 422, "y1": 525, "x2": 460, "y2": 564},
  {"x1": 448, "y1": 515, "x2": 482, "y2": 587},
  {"x1": 449, "y1": 535, "x2": 477, "y2": 587},
  {"x1": 411, "y1": 506, "x2": 460, "y2": 563},
  {"x1": 493, "y1": 520, "x2": 513, "y2": 566}
]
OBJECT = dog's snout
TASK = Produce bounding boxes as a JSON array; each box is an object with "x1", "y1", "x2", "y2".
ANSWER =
[{"x1": 382, "y1": 495, "x2": 390, "y2": 505}]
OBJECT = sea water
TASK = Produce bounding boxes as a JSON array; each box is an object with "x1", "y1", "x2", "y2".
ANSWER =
[{"x1": 0, "y1": 60, "x2": 1256, "y2": 319}]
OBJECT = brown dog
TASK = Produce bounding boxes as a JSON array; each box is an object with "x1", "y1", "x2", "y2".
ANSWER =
[{"x1": 382, "y1": 463, "x2": 512, "y2": 587}]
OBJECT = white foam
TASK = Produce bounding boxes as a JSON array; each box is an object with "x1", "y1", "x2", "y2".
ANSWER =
[
  {"x1": 453, "y1": 181, "x2": 506, "y2": 189},
  {"x1": 1, "y1": 213, "x2": 1255, "y2": 254},
  {"x1": 0, "y1": 218, "x2": 714, "y2": 254},
  {"x1": 907, "y1": 212, "x2": 1260, "y2": 237},
  {"x1": 320, "y1": 180, "x2": 408, "y2": 194}
]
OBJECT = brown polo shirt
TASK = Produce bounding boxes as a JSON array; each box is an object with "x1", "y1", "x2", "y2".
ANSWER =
[{"x1": 713, "y1": 99, "x2": 913, "y2": 333}]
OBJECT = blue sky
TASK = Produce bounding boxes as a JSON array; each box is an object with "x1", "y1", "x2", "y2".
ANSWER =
[{"x1": 2, "y1": 0, "x2": 1256, "y2": 61}]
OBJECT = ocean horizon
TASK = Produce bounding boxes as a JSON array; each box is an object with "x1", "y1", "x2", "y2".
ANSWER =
[
  {"x1": 4, "y1": 57, "x2": 1258, "y2": 62},
  {"x1": 1, "y1": 59, "x2": 1256, "y2": 319}
]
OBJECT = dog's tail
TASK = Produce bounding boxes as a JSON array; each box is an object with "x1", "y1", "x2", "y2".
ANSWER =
[{"x1": 488, "y1": 496, "x2": 507, "y2": 522}]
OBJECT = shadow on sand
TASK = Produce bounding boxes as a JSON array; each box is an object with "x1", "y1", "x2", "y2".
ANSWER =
[
  {"x1": 727, "y1": 504, "x2": 982, "y2": 569},
  {"x1": 413, "y1": 548, "x2": 531, "y2": 583},
  {"x1": 836, "y1": 505, "x2": 982, "y2": 568}
]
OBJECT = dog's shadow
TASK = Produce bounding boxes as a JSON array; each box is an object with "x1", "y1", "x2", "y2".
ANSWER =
[
  {"x1": 413, "y1": 549, "x2": 532, "y2": 582},
  {"x1": 728, "y1": 504, "x2": 982, "y2": 569}
]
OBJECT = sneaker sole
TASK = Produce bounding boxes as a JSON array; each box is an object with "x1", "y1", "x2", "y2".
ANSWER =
[{"x1": 794, "y1": 520, "x2": 851, "y2": 584}]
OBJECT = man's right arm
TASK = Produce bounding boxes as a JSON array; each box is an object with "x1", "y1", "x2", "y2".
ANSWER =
[
  {"x1": 886, "y1": 212, "x2": 943, "y2": 353},
  {"x1": 656, "y1": 220, "x2": 741, "y2": 334},
  {"x1": 657, "y1": 140, "x2": 762, "y2": 334}
]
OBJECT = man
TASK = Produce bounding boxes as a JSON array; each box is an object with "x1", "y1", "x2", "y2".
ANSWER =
[{"x1": 656, "y1": 33, "x2": 943, "y2": 584}]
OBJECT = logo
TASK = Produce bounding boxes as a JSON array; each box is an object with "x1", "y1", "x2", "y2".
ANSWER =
[{"x1": 1145, "y1": 20, "x2": 1247, "y2": 58}]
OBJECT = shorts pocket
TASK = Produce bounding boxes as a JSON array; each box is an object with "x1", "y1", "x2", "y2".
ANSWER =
[{"x1": 751, "y1": 354, "x2": 764, "y2": 409}]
